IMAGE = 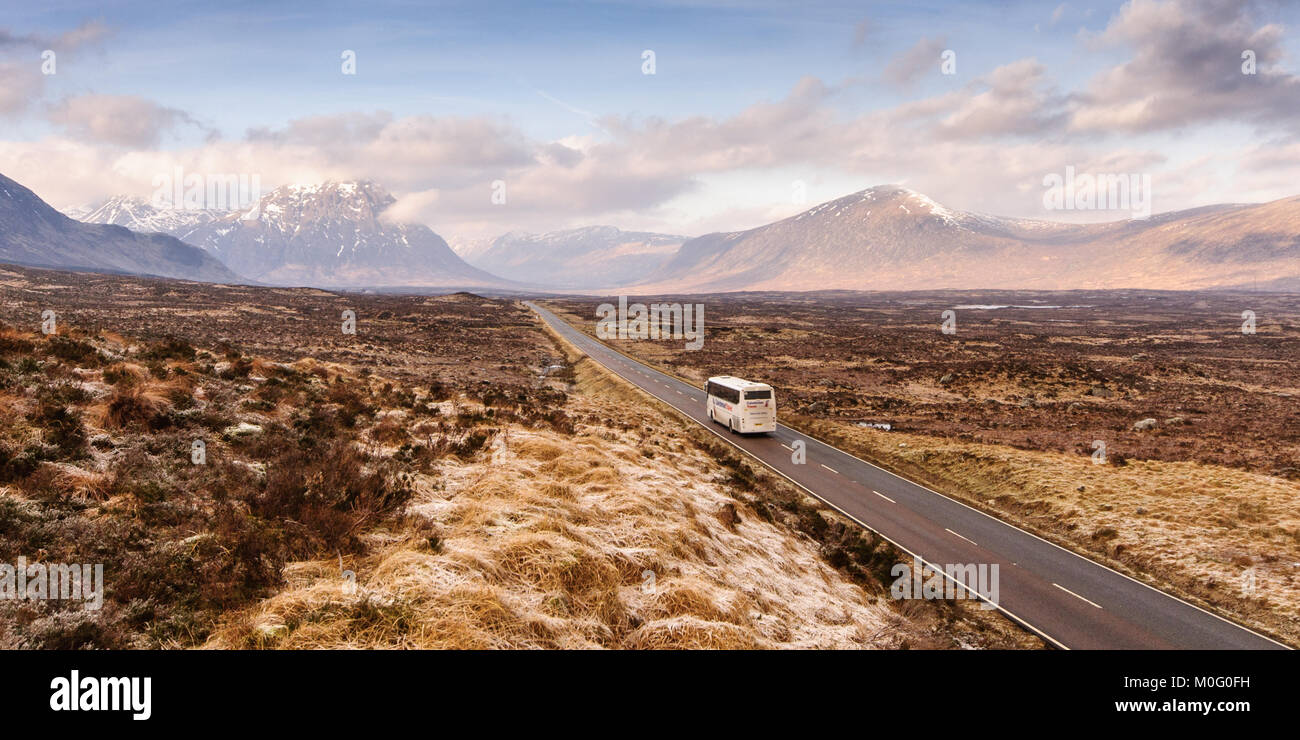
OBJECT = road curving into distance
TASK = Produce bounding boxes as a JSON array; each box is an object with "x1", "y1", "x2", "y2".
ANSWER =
[{"x1": 527, "y1": 300, "x2": 1290, "y2": 650}]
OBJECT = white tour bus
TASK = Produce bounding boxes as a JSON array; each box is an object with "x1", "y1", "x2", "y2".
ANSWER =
[{"x1": 705, "y1": 376, "x2": 776, "y2": 434}]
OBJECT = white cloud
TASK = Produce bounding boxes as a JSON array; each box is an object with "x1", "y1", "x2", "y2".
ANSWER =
[
  {"x1": 47, "y1": 94, "x2": 206, "y2": 147},
  {"x1": 1069, "y1": 0, "x2": 1300, "y2": 133}
]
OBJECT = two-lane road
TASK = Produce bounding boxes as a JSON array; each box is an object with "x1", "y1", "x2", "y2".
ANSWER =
[{"x1": 528, "y1": 301, "x2": 1289, "y2": 650}]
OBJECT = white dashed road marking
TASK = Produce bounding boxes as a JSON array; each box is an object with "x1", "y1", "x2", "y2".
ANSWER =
[
  {"x1": 1053, "y1": 583, "x2": 1103, "y2": 609},
  {"x1": 946, "y1": 528, "x2": 977, "y2": 546}
]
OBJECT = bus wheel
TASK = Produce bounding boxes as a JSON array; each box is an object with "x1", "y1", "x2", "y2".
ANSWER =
[{"x1": 728, "y1": 418, "x2": 736, "y2": 434}]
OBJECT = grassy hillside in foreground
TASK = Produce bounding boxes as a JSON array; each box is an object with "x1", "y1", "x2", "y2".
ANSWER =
[{"x1": 207, "y1": 334, "x2": 1038, "y2": 649}]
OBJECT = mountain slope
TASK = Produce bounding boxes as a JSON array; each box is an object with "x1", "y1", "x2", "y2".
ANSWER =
[
  {"x1": 643, "y1": 185, "x2": 1295, "y2": 292},
  {"x1": 0, "y1": 173, "x2": 243, "y2": 283},
  {"x1": 80, "y1": 182, "x2": 511, "y2": 289},
  {"x1": 469, "y1": 226, "x2": 685, "y2": 289}
]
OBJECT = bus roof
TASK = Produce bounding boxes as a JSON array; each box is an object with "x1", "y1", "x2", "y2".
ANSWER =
[{"x1": 707, "y1": 375, "x2": 772, "y2": 391}]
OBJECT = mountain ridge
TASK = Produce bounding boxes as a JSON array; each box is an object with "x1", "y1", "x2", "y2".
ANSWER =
[
  {"x1": 76, "y1": 181, "x2": 512, "y2": 289},
  {"x1": 0, "y1": 173, "x2": 244, "y2": 284},
  {"x1": 639, "y1": 185, "x2": 1297, "y2": 292}
]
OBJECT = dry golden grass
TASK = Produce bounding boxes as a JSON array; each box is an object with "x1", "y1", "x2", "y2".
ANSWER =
[
  {"x1": 205, "y1": 418, "x2": 913, "y2": 649},
  {"x1": 796, "y1": 416, "x2": 1300, "y2": 645},
  {"x1": 100, "y1": 361, "x2": 149, "y2": 384},
  {"x1": 94, "y1": 384, "x2": 173, "y2": 430},
  {"x1": 0, "y1": 324, "x2": 35, "y2": 347},
  {"x1": 26, "y1": 462, "x2": 114, "y2": 500}
]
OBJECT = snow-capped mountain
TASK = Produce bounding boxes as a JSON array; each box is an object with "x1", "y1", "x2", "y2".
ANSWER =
[
  {"x1": 0, "y1": 173, "x2": 243, "y2": 283},
  {"x1": 447, "y1": 236, "x2": 496, "y2": 263},
  {"x1": 79, "y1": 195, "x2": 227, "y2": 242},
  {"x1": 641, "y1": 185, "x2": 1294, "y2": 292},
  {"x1": 77, "y1": 182, "x2": 510, "y2": 288},
  {"x1": 468, "y1": 225, "x2": 685, "y2": 289}
]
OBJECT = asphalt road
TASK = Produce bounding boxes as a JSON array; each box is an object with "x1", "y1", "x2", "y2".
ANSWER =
[{"x1": 527, "y1": 301, "x2": 1290, "y2": 650}]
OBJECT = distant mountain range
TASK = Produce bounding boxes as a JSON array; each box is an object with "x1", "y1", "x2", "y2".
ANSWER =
[
  {"x1": 80, "y1": 195, "x2": 229, "y2": 243},
  {"x1": 464, "y1": 226, "x2": 685, "y2": 289},
  {"x1": 19, "y1": 174, "x2": 1300, "y2": 293},
  {"x1": 76, "y1": 182, "x2": 507, "y2": 288},
  {"x1": 0, "y1": 173, "x2": 242, "y2": 283},
  {"x1": 639, "y1": 185, "x2": 1300, "y2": 292}
]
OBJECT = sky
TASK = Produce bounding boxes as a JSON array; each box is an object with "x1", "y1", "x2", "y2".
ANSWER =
[{"x1": 2, "y1": 0, "x2": 1299, "y2": 243}]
